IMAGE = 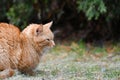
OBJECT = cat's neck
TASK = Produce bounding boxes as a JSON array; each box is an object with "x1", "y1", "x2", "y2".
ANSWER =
[
  {"x1": 20, "y1": 33, "x2": 42, "y2": 57},
  {"x1": 18, "y1": 33, "x2": 41, "y2": 69}
]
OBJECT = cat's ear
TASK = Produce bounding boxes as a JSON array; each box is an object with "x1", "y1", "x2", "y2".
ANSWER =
[
  {"x1": 35, "y1": 25, "x2": 43, "y2": 36},
  {"x1": 43, "y1": 21, "x2": 53, "y2": 28}
]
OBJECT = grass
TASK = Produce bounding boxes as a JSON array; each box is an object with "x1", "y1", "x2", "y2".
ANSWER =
[{"x1": 6, "y1": 41, "x2": 120, "y2": 80}]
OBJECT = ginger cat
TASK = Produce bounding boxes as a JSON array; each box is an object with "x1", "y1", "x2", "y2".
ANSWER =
[{"x1": 0, "y1": 21, "x2": 55, "y2": 79}]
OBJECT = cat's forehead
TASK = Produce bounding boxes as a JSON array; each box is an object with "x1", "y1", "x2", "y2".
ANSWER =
[
  {"x1": 26, "y1": 23, "x2": 54, "y2": 39},
  {"x1": 43, "y1": 27, "x2": 54, "y2": 39}
]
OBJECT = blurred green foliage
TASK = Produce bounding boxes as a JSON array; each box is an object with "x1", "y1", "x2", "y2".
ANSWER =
[
  {"x1": 77, "y1": 0, "x2": 106, "y2": 20},
  {"x1": 6, "y1": 2, "x2": 33, "y2": 30},
  {"x1": 0, "y1": 0, "x2": 119, "y2": 27},
  {"x1": 0, "y1": 0, "x2": 120, "y2": 41}
]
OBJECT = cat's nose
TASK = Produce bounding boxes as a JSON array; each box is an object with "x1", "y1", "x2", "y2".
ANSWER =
[
  {"x1": 51, "y1": 41, "x2": 55, "y2": 47},
  {"x1": 53, "y1": 41, "x2": 55, "y2": 46}
]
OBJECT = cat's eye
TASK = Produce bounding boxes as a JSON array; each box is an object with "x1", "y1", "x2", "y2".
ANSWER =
[{"x1": 46, "y1": 39, "x2": 50, "y2": 41}]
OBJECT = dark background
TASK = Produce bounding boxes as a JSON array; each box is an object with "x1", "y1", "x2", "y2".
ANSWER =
[{"x1": 0, "y1": 0, "x2": 120, "y2": 45}]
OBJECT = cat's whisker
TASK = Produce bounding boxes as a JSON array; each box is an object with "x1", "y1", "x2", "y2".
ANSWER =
[{"x1": 53, "y1": 30, "x2": 60, "y2": 35}]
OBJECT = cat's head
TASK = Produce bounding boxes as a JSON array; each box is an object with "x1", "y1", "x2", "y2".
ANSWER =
[{"x1": 22, "y1": 21, "x2": 55, "y2": 51}]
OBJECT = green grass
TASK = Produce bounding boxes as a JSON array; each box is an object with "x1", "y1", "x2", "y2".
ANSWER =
[{"x1": 6, "y1": 42, "x2": 120, "y2": 80}]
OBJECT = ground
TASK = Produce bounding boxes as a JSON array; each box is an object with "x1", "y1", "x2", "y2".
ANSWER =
[{"x1": 5, "y1": 42, "x2": 120, "y2": 80}]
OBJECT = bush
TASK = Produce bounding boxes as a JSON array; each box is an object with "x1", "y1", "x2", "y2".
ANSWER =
[
  {"x1": 0, "y1": 0, "x2": 120, "y2": 41},
  {"x1": 77, "y1": 0, "x2": 106, "y2": 20},
  {"x1": 6, "y1": 0, "x2": 34, "y2": 30}
]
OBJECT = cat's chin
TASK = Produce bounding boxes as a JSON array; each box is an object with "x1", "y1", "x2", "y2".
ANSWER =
[{"x1": 42, "y1": 46, "x2": 51, "y2": 54}]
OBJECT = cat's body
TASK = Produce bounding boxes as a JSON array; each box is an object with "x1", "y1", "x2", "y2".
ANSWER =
[{"x1": 0, "y1": 22, "x2": 55, "y2": 79}]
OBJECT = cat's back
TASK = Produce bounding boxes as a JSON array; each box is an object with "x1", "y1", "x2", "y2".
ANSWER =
[
  {"x1": 0, "y1": 23, "x2": 21, "y2": 50},
  {"x1": 0, "y1": 23, "x2": 20, "y2": 37},
  {"x1": 0, "y1": 23, "x2": 21, "y2": 70}
]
